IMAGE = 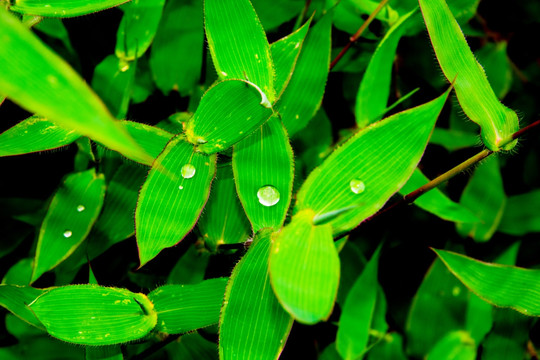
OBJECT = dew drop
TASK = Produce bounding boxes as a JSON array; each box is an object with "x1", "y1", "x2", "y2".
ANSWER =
[
  {"x1": 221, "y1": 71, "x2": 228, "y2": 76},
  {"x1": 178, "y1": 185, "x2": 184, "y2": 190},
  {"x1": 350, "y1": 179, "x2": 365, "y2": 194},
  {"x1": 77, "y1": 205, "x2": 85, "y2": 212},
  {"x1": 452, "y1": 286, "x2": 461, "y2": 297},
  {"x1": 257, "y1": 185, "x2": 280, "y2": 207},
  {"x1": 181, "y1": 164, "x2": 196, "y2": 179},
  {"x1": 63, "y1": 230, "x2": 73, "y2": 238}
]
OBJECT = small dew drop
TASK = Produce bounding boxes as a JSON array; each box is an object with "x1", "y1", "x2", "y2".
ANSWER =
[
  {"x1": 257, "y1": 186, "x2": 280, "y2": 207},
  {"x1": 178, "y1": 185, "x2": 184, "y2": 190},
  {"x1": 350, "y1": 179, "x2": 366, "y2": 194},
  {"x1": 221, "y1": 71, "x2": 228, "y2": 76},
  {"x1": 77, "y1": 205, "x2": 85, "y2": 212},
  {"x1": 63, "y1": 230, "x2": 73, "y2": 238},
  {"x1": 181, "y1": 164, "x2": 196, "y2": 179},
  {"x1": 452, "y1": 286, "x2": 461, "y2": 297}
]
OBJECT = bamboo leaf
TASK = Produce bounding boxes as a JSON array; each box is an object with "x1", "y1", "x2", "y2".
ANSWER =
[
  {"x1": 32, "y1": 169, "x2": 106, "y2": 284},
  {"x1": 204, "y1": 0, "x2": 275, "y2": 102},
  {"x1": 456, "y1": 156, "x2": 506, "y2": 242},
  {"x1": 434, "y1": 249, "x2": 540, "y2": 317},
  {"x1": 9, "y1": 0, "x2": 129, "y2": 17},
  {"x1": 296, "y1": 89, "x2": 450, "y2": 236},
  {"x1": 426, "y1": 330, "x2": 476, "y2": 360},
  {"x1": 419, "y1": 0, "x2": 519, "y2": 151},
  {"x1": 29, "y1": 285, "x2": 157, "y2": 345},
  {"x1": 269, "y1": 210, "x2": 339, "y2": 324},
  {"x1": 399, "y1": 169, "x2": 480, "y2": 223},
  {"x1": 277, "y1": 11, "x2": 332, "y2": 136},
  {"x1": 0, "y1": 7, "x2": 152, "y2": 165},
  {"x1": 0, "y1": 116, "x2": 80, "y2": 157},
  {"x1": 150, "y1": 0, "x2": 204, "y2": 96},
  {"x1": 184, "y1": 79, "x2": 274, "y2": 154},
  {"x1": 136, "y1": 136, "x2": 216, "y2": 267},
  {"x1": 430, "y1": 128, "x2": 479, "y2": 151},
  {"x1": 498, "y1": 190, "x2": 540, "y2": 236},
  {"x1": 122, "y1": 121, "x2": 174, "y2": 162},
  {"x1": 167, "y1": 245, "x2": 209, "y2": 285},
  {"x1": 148, "y1": 278, "x2": 227, "y2": 335},
  {"x1": 197, "y1": 163, "x2": 251, "y2": 251},
  {"x1": 115, "y1": 0, "x2": 166, "y2": 61},
  {"x1": 86, "y1": 345, "x2": 123, "y2": 360},
  {"x1": 367, "y1": 333, "x2": 407, "y2": 360},
  {"x1": 0, "y1": 285, "x2": 49, "y2": 330},
  {"x1": 355, "y1": 9, "x2": 419, "y2": 128},
  {"x1": 220, "y1": 230, "x2": 293, "y2": 360},
  {"x1": 166, "y1": 332, "x2": 219, "y2": 360},
  {"x1": 480, "y1": 309, "x2": 530, "y2": 360},
  {"x1": 233, "y1": 116, "x2": 294, "y2": 232}
]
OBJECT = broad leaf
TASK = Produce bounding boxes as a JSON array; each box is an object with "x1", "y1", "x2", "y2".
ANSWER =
[
  {"x1": 498, "y1": 190, "x2": 540, "y2": 236},
  {"x1": 480, "y1": 309, "x2": 530, "y2": 360},
  {"x1": 430, "y1": 127, "x2": 479, "y2": 151},
  {"x1": 136, "y1": 136, "x2": 216, "y2": 267},
  {"x1": 0, "y1": 285, "x2": 49, "y2": 329},
  {"x1": 269, "y1": 210, "x2": 339, "y2": 324},
  {"x1": 434, "y1": 249, "x2": 540, "y2": 317},
  {"x1": 166, "y1": 332, "x2": 219, "y2": 360},
  {"x1": 9, "y1": 0, "x2": 128, "y2": 17},
  {"x1": 220, "y1": 230, "x2": 293, "y2": 360},
  {"x1": 204, "y1": 0, "x2": 275, "y2": 102},
  {"x1": 123, "y1": 121, "x2": 174, "y2": 162},
  {"x1": 32, "y1": 169, "x2": 106, "y2": 284},
  {"x1": 355, "y1": 9, "x2": 418, "y2": 128},
  {"x1": 475, "y1": 42, "x2": 513, "y2": 100},
  {"x1": 184, "y1": 80, "x2": 274, "y2": 154},
  {"x1": 426, "y1": 331, "x2": 476, "y2": 360},
  {"x1": 419, "y1": 0, "x2": 519, "y2": 151},
  {"x1": 233, "y1": 116, "x2": 294, "y2": 231},
  {"x1": 296, "y1": 89, "x2": 450, "y2": 236},
  {"x1": 29, "y1": 285, "x2": 157, "y2": 345},
  {"x1": 148, "y1": 278, "x2": 227, "y2": 335},
  {"x1": 0, "y1": 7, "x2": 152, "y2": 165},
  {"x1": 0, "y1": 116, "x2": 79, "y2": 157},
  {"x1": 367, "y1": 333, "x2": 407, "y2": 360}
]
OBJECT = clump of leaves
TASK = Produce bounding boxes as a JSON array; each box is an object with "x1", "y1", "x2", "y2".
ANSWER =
[{"x1": 1, "y1": 0, "x2": 540, "y2": 359}]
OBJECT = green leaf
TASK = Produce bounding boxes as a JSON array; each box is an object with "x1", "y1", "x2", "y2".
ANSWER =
[
  {"x1": 167, "y1": 245, "x2": 209, "y2": 285},
  {"x1": 32, "y1": 169, "x2": 106, "y2": 284},
  {"x1": 86, "y1": 345, "x2": 123, "y2": 360},
  {"x1": 405, "y1": 258, "x2": 470, "y2": 357},
  {"x1": 0, "y1": 7, "x2": 153, "y2": 166},
  {"x1": 456, "y1": 156, "x2": 506, "y2": 242},
  {"x1": 166, "y1": 332, "x2": 218, "y2": 360},
  {"x1": 148, "y1": 278, "x2": 227, "y2": 335},
  {"x1": 0, "y1": 285, "x2": 49, "y2": 330},
  {"x1": 336, "y1": 241, "x2": 367, "y2": 305},
  {"x1": 269, "y1": 210, "x2": 339, "y2": 324},
  {"x1": 296, "y1": 89, "x2": 450, "y2": 236},
  {"x1": 367, "y1": 333, "x2": 407, "y2": 360},
  {"x1": 294, "y1": 108, "x2": 333, "y2": 176},
  {"x1": 498, "y1": 190, "x2": 540, "y2": 236},
  {"x1": 277, "y1": 11, "x2": 332, "y2": 136},
  {"x1": 29, "y1": 284, "x2": 157, "y2": 345},
  {"x1": 184, "y1": 79, "x2": 274, "y2": 154},
  {"x1": 399, "y1": 169, "x2": 480, "y2": 223},
  {"x1": 271, "y1": 17, "x2": 312, "y2": 97},
  {"x1": 204, "y1": 0, "x2": 275, "y2": 102},
  {"x1": 337, "y1": 247, "x2": 382, "y2": 360},
  {"x1": 115, "y1": 0, "x2": 166, "y2": 61},
  {"x1": 150, "y1": 0, "x2": 203, "y2": 96},
  {"x1": 136, "y1": 136, "x2": 216, "y2": 267},
  {"x1": 2, "y1": 258, "x2": 34, "y2": 286},
  {"x1": 0, "y1": 116, "x2": 80, "y2": 157},
  {"x1": 474, "y1": 42, "x2": 513, "y2": 100},
  {"x1": 197, "y1": 163, "x2": 251, "y2": 250},
  {"x1": 220, "y1": 230, "x2": 293, "y2": 360},
  {"x1": 480, "y1": 309, "x2": 530, "y2": 360},
  {"x1": 355, "y1": 9, "x2": 418, "y2": 128},
  {"x1": 9, "y1": 0, "x2": 129, "y2": 17},
  {"x1": 91, "y1": 55, "x2": 135, "y2": 120},
  {"x1": 122, "y1": 121, "x2": 174, "y2": 162},
  {"x1": 233, "y1": 116, "x2": 294, "y2": 232},
  {"x1": 251, "y1": 0, "x2": 303, "y2": 31},
  {"x1": 419, "y1": 0, "x2": 519, "y2": 151},
  {"x1": 430, "y1": 127, "x2": 479, "y2": 151},
  {"x1": 434, "y1": 249, "x2": 540, "y2": 317},
  {"x1": 426, "y1": 330, "x2": 476, "y2": 360}
]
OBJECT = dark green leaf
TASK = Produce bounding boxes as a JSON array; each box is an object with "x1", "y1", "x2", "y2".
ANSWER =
[
  {"x1": 367, "y1": 333, "x2": 407, "y2": 360},
  {"x1": 167, "y1": 245, "x2": 209, "y2": 285},
  {"x1": 430, "y1": 128, "x2": 479, "y2": 151},
  {"x1": 426, "y1": 330, "x2": 476, "y2": 360},
  {"x1": 166, "y1": 332, "x2": 218, "y2": 360},
  {"x1": 0, "y1": 285, "x2": 49, "y2": 329},
  {"x1": 498, "y1": 190, "x2": 540, "y2": 236}
]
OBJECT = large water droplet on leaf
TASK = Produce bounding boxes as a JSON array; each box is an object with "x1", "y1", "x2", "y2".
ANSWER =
[
  {"x1": 257, "y1": 186, "x2": 280, "y2": 207},
  {"x1": 350, "y1": 179, "x2": 365, "y2": 194},
  {"x1": 63, "y1": 230, "x2": 73, "y2": 238},
  {"x1": 181, "y1": 164, "x2": 196, "y2": 179},
  {"x1": 77, "y1": 205, "x2": 85, "y2": 212}
]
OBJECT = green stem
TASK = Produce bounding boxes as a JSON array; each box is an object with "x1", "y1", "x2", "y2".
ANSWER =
[
  {"x1": 329, "y1": 0, "x2": 390, "y2": 70},
  {"x1": 293, "y1": 0, "x2": 312, "y2": 31}
]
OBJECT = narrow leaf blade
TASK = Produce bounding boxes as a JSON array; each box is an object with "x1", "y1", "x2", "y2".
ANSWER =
[{"x1": 10, "y1": 0, "x2": 129, "y2": 17}]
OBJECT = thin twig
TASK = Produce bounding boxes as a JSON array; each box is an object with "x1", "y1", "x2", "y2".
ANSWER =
[{"x1": 329, "y1": 0, "x2": 389, "y2": 70}]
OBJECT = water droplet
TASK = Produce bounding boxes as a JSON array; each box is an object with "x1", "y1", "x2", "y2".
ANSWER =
[
  {"x1": 221, "y1": 71, "x2": 228, "y2": 76},
  {"x1": 63, "y1": 230, "x2": 73, "y2": 238},
  {"x1": 181, "y1": 164, "x2": 196, "y2": 179},
  {"x1": 77, "y1": 205, "x2": 85, "y2": 212},
  {"x1": 178, "y1": 185, "x2": 184, "y2": 190},
  {"x1": 350, "y1": 179, "x2": 365, "y2": 194},
  {"x1": 452, "y1": 286, "x2": 461, "y2": 297},
  {"x1": 257, "y1": 186, "x2": 280, "y2": 207}
]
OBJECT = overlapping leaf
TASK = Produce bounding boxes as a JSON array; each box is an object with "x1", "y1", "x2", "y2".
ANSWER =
[
  {"x1": 32, "y1": 169, "x2": 106, "y2": 284},
  {"x1": 220, "y1": 230, "x2": 293, "y2": 360},
  {"x1": 122, "y1": 121, "x2": 174, "y2": 162},
  {"x1": 9, "y1": 0, "x2": 128, "y2": 17},
  {"x1": 0, "y1": 285, "x2": 49, "y2": 329},
  {"x1": 136, "y1": 136, "x2": 216, "y2": 267},
  {"x1": 498, "y1": 190, "x2": 540, "y2": 236},
  {"x1": 233, "y1": 116, "x2": 294, "y2": 231},
  {"x1": 269, "y1": 210, "x2": 339, "y2": 324},
  {"x1": 29, "y1": 285, "x2": 157, "y2": 345},
  {"x1": 0, "y1": 7, "x2": 152, "y2": 165},
  {"x1": 295, "y1": 89, "x2": 450, "y2": 235},
  {"x1": 426, "y1": 331, "x2": 476, "y2": 360},
  {"x1": 204, "y1": 0, "x2": 275, "y2": 102},
  {"x1": 419, "y1": 0, "x2": 519, "y2": 151},
  {"x1": 148, "y1": 278, "x2": 227, "y2": 335}
]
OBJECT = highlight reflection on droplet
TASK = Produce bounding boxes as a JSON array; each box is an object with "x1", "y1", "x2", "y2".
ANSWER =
[{"x1": 257, "y1": 185, "x2": 280, "y2": 207}]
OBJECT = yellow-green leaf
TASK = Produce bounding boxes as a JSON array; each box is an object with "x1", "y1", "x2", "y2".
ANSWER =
[{"x1": 9, "y1": 0, "x2": 129, "y2": 17}]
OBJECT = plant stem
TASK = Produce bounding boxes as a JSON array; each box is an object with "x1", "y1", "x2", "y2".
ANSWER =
[
  {"x1": 329, "y1": 0, "x2": 389, "y2": 70},
  {"x1": 293, "y1": 0, "x2": 312, "y2": 31}
]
